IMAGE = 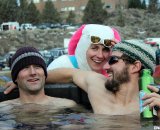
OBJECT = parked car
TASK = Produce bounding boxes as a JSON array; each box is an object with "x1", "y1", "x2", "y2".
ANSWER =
[
  {"x1": 50, "y1": 23, "x2": 61, "y2": 29},
  {"x1": 4, "y1": 51, "x2": 15, "y2": 68},
  {"x1": 49, "y1": 48, "x2": 66, "y2": 59},
  {"x1": 40, "y1": 50, "x2": 52, "y2": 64},
  {"x1": 0, "y1": 56, "x2": 6, "y2": 69},
  {"x1": 36, "y1": 23, "x2": 52, "y2": 30},
  {"x1": 47, "y1": 48, "x2": 66, "y2": 66},
  {"x1": 20, "y1": 23, "x2": 36, "y2": 30},
  {"x1": 1, "y1": 22, "x2": 20, "y2": 31}
]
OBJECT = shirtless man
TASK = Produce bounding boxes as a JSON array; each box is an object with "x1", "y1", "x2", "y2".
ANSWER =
[
  {"x1": 4, "y1": 40, "x2": 160, "y2": 117},
  {"x1": 46, "y1": 40, "x2": 158, "y2": 115},
  {"x1": 1, "y1": 46, "x2": 76, "y2": 108}
]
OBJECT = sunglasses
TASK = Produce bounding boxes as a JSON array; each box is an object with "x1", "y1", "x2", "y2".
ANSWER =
[
  {"x1": 108, "y1": 55, "x2": 136, "y2": 65},
  {"x1": 90, "y1": 36, "x2": 116, "y2": 48},
  {"x1": 108, "y1": 56, "x2": 124, "y2": 65}
]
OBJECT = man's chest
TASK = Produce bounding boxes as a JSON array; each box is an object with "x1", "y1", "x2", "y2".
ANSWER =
[{"x1": 90, "y1": 97, "x2": 139, "y2": 115}]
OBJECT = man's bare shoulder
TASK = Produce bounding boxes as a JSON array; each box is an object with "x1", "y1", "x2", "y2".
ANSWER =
[
  {"x1": 0, "y1": 99, "x2": 21, "y2": 111},
  {"x1": 86, "y1": 71, "x2": 107, "y2": 86},
  {"x1": 0, "y1": 99, "x2": 20, "y2": 105}
]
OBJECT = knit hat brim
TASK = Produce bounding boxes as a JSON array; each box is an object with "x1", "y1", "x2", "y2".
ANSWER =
[{"x1": 112, "y1": 40, "x2": 156, "y2": 73}]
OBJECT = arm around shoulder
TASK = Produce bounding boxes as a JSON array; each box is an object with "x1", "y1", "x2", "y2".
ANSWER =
[
  {"x1": 46, "y1": 68, "x2": 78, "y2": 84},
  {"x1": 46, "y1": 68, "x2": 95, "y2": 93}
]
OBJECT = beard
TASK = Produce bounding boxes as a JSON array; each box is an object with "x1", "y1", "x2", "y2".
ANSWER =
[
  {"x1": 105, "y1": 65, "x2": 130, "y2": 93},
  {"x1": 18, "y1": 78, "x2": 46, "y2": 95}
]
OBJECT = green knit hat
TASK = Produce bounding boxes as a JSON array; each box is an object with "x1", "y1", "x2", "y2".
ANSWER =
[{"x1": 112, "y1": 39, "x2": 156, "y2": 73}]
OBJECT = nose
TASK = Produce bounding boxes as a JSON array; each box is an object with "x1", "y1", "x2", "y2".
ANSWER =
[
  {"x1": 97, "y1": 50, "x2": 104, "y2": 58},
  {"x1": 29, "y1": 65, "x2": 36, "y2": 75},
  {"x1": 103, "y1": 62, "x2": 110, "y2": 71}
]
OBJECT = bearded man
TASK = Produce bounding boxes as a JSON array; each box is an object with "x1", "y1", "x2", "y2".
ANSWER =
[{"x1": 46, "y1": 40, "x2": 160, "y2": 116}]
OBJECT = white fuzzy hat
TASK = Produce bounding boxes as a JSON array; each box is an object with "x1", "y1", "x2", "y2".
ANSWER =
[{"x1": 75, "y1": 24, "x2": 119, "y2": 71}]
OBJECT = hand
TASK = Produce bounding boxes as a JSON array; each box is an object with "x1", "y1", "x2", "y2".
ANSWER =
[
  {"x1": 142, "y1": 85, "x2": 160, "y2": 118},
  {"x1": 4, "y1": 81, "x2": 17, "y2": 94},
  {"x1": 142, "y1": 85, "x2": 160, "y2": 109},
  {"x1": 142, "y1": 92, "x2": 160, "y2": 110}
]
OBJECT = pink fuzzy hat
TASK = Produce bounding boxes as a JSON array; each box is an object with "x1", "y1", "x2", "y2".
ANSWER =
[{"x1": 68, "y1": 24, "x2": 86, "y2": 55}]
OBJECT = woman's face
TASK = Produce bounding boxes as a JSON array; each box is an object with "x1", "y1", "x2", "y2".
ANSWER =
[{"x1": 86, "y1": 44, "x2": 111, "y2": 73}]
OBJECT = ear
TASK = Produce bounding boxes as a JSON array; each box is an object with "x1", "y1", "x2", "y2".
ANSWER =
[{"x1": 130, "y1": 60, "x2": 142, "y2": 73}]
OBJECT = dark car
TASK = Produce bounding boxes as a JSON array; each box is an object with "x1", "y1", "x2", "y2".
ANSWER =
[
  {"x1": 50, "y1": 48, "x2": 65, "y2": 58},
  {"x1": 0, "y1": 56, "x2": 6, "y2": 69},
  {"x1": 47, "y1": 48, "x2": 65, "y2": 66},
  {"x1": 36, "y1": 23, "x2": 52, "y2": 29},
  {"x1": 50, "y1": 23, "x2": 61, "y2": 29}
]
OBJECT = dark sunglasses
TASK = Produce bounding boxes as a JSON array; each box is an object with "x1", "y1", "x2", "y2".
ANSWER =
[
  {"x1": 108, "y1": 56, "x2": 124, "y2": 65},
  {"x1": 108, "y1": 55, "x2": 136, "y2": 65},
  {"x1": 90, "y1": 36, "x2": 116, "y2": 48}
]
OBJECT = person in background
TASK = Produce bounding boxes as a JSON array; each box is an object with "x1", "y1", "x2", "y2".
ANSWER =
[
  {"x1": 47, "y1": 24, "x2": 121, "y2": 77},
  {"x1": 8, "y1": 53, "x2": 13, "y2": 69},
  {"x1": 46, "y1": 40, "x2": 160, "y2": 117},
  {"x1": 155, "y1": 44, "x2": 160, "y2": 65},
  {"x1": 1, "y1": 46, "x2": 76, "y2": 108}
]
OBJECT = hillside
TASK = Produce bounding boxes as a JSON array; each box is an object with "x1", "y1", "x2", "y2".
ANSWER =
[
  {"x1": 0, "y1": 8, "x2": 160, "y2": 56},
  {"x1": 107, "y1": 9, "x2": 160, "y2": 39}
]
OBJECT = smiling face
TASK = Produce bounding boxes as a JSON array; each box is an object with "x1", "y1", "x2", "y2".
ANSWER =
[
  {"x1": 104, "y1": 51, "x2": 131, "y2": 93},
  {"x1": 16, "y1": 65, "x2": 45, "y2": 94},
  {"x1": 86, "y1": 44, "x2": 111, "y2": 73},
  {"x1": 75, "y1": 25, "x2": 116, "y2": 72}
]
